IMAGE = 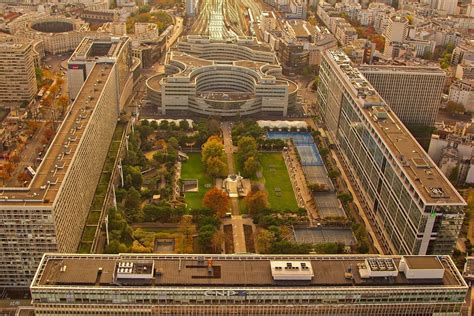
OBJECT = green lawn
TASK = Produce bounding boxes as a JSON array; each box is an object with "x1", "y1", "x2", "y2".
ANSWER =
[
  {"x1": 181, "y1": 153, "x2": 213, "y2": 210},
  {"x1": 260, "y1": 153, "x2": 298, "y2": 210}
]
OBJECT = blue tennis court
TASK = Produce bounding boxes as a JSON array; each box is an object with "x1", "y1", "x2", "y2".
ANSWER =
[{"x1": 267, "y1": 132, "x2": 323, "y2": 166}]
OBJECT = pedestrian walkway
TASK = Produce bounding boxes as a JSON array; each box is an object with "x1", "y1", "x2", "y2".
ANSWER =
[
  {"x1": 221, "y1": 122, "x2": 240, "y2": 215},
  {"x1": 331, "y1": 151, "x2": 384, "y2": 254},
  {"x1": 283, "y1": 145, "x2": 317, "y2": 225},
  {"x1": 221, "y1": 215, "x2": 255, "y2": 253}
]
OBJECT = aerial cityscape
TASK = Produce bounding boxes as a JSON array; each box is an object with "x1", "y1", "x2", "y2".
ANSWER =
[{"x1": 0, "y1": 0, "x2": 473, "y2": 315}]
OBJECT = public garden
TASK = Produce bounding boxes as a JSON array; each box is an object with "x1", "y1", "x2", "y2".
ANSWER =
[{"x1": 96, "y1": 118, "x2": 371, "y2": 256}]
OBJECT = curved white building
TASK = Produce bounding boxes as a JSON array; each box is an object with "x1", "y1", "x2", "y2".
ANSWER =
[
  {"x1": 146, "y1": 36, "x2": 298, "y2": 117},
  {"x1": 9, "y1": 13, "x2": 92, "y2": 54}
]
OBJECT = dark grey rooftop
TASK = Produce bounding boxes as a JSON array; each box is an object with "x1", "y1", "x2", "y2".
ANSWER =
[{"x1": 33, "y1": 254, "x2": 466, "y2": 289}]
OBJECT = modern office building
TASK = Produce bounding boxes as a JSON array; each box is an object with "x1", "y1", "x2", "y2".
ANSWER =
[
  {"x1": 146, "y1": 36, "x2": 298, "y2": 117},
  {"x1": 67, "y1": 36, "x2": 134, "y2": 108},
  {"x1": 316, "y1": 50, "x2": 465, "y2": 256},
  {"x1": 30, "y1": 253, "x2": 468, "y2": 315},
  {"x1": 358, "y1": 65, "x2": 446, "y2": 127},
  {"x1": 0, "y1": 36, "x2": 37, "y2": 105},
  {"x1": 278, "y1": 39, "x2": 309, "y2": 76},
  {"x1": 0, "y1": 37, "x2": 133, "y2": 288}
]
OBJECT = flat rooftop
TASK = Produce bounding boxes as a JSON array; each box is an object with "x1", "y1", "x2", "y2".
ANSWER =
[
  {"x1": 286, "y1": 19, "x2": 316, "y2": 38},
  {"x1": 32, "y1": 254, "x2": 466, "y2": 289},
  {"x1": 0, "y1": 38, "x2": 31, "y2": 51},
  {"x1": 70, "y1": 37, "x2": 128, "y2": 62},
  {"x1": 179, "y1": 35, "x2": 273, "y2": 53},
  {"x1": 326, "y1": 50, "x2": 465, "y2": 206},
  {"x1": 358, "y1": 65, "x2": 445, "y2": 74},
  {"x1": 403, "y1": 256, "x2": 444, "y2": 270},
  {"x1": 0, "y1": 63, "x2": 113, "y2": 206}
]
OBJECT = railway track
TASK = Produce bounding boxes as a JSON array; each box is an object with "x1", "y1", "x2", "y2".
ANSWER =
[{"x1": 190, "y1": 0, "x2": 263, "y2": 39}]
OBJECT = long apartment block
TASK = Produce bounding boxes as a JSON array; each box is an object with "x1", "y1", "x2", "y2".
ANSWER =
[
  {"x1": 316, "y1": 50, "x2": 466, "y2": 256},
  {"x1": 30, "y1": 253, "x2": 468, "y2": 315},
  {"x1": 0, "y1": 37, "x2": 132, "y2": 288}
]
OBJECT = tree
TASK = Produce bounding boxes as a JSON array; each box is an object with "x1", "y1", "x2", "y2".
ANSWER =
[
  {"x1": 206, "y1": 156, "x2": 228, "y2": 177},
  {"x1": 43, "y1": 128, "x2": 54, "y2": 142},
  {"x1": 137, "y1": 124, "x2": 154, "y2": 142},
  {"x1": 179, "y1": 119, "x2": 190, "y2": 130},
  {"x1": 203, "y1": 188, "x2": 230, "y2": 217},
  {"x1": 243, "y1": 156, "x2": 259, "y2": 177},
  {"x1": 138, "y1": 4, "x2": 151, "y2": 13},
  {"x1": 313, "y1": 242, "x2": 345, "y2": 254},
  {"x1": 177, "y1": 215, "x2": 196, "y2": 253},
  {"x1": 370, "y1": 35, "x2": 385, "y2": 52},
  {"x1": 105, "y1": 240, "x2": 128, "y2": 253},
  {"x1": 207, "y1": 119, "x2": 221, "y2": 135},
  {"x1": 168, "y1": 137, "x2": 179, "y2": 150},
  {"x1": 237, "y1": 136, "x2": 258, "y2": 163},
  {"x1": 311, "y1": 76, "x2": 320, "y2": 91},
  {"x1": 130, "y1": 240, "x2": 152, "y2": 253},
  {"x1": 319, "y1": 147, "x2": 329, "y2": 158},
  {"x1": 35, "y1": 67, "x2": 43, "y2": 82},
  {"x1": 245, "y1": 190, "x2": 269, "y2": 215},
  {"x1": 159, "y1": 120, "x2": 169, "y2": 130},
  {"x1": 337, "y1": 192, "x2": 353, "y2": 206},
  {"x1": 202, "y1": 136, "x2": 227, "y2": 177},
  {"x1": 197, "y1": 224, "x2": 217, "y2": 253},
  {"x1": 270, "y1": 240, "x2": 312, "y2": 254},
  {"x1": 202, "y1": 136, "x2": 225, "y2": 162},
  {"x1": 124, "y1": 187, "x2": 141, "y2": 221},
  {"x1": 17, "y1": 172, "x2": 31, "y2": 183},
  {"x1": 255, "y1": 229, "x2": 275, "y2": 254},
  {"x1": 124, "y1": 165, "x2": 143, "y2": 190},
  {"x1": 55, "y1": 95, "x2": 68, "y2": 114},
  {"x1": 211, "y1": 230, "x2": 225, "y2": 253},
  {"x1": 327, "y1": 169, "x2": 340, "y2": 179},
  {"x1": 446, "y1": 101, "x2": 465, "y2": 114},
  {"x1": 143, "y1": 204, "x2": 172, "y2": 222},
  {"x1": 308, "y1": 183, "x2": 328, "y2": 192}
]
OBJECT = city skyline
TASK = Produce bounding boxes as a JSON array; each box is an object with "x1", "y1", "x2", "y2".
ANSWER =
[{"x1": 0, "y1": 0, "x2": 472, "y2": 315}]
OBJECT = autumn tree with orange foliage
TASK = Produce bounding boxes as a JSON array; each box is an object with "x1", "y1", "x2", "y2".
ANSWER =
[
  {"x1": 55, "y1": 95, "x2": 69, "y2": 114},
  {"x1": 244, "y1": 190, "x2": 269, "y2": 215},
  {"x1": 203, "y1": 188, "x2": 230, "y2": 217},
  {"x1": 17, "y1": 172, "x2": 31, "y2": 183},
  {"x1": 201, "y1": 135, "x2": 227, "y2": 177}
]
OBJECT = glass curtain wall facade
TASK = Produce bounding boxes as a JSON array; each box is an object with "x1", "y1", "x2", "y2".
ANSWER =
[{"x1": 316, "y1": 51, "x2": 465, "y2": 255}]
